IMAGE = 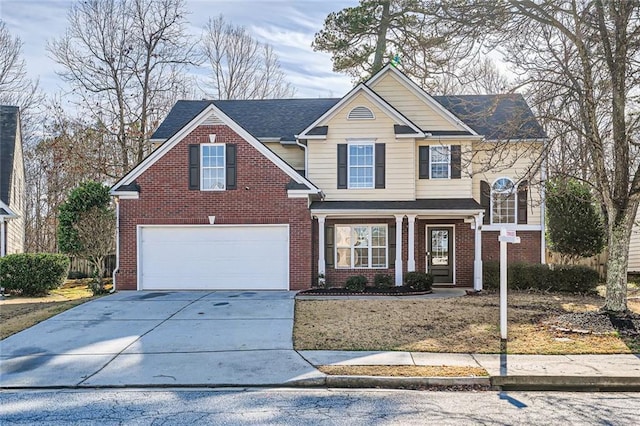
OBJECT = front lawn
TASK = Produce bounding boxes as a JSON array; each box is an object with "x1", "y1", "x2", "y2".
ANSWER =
[
  {"x1": 294, "y1": 289, "x2": 640, "y2": 354},
  {"x1": 0, "y1": 279, "x2": 109, "y2": 339}
]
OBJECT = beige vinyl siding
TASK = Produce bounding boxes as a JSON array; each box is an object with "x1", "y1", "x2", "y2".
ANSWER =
[
  {"x1": 368, "y1": 72, "x2": 462, "y2": 131},
  {"x1": 307, "y1": 93, "x2": 415, "y2": 201},
  {"x1": 415, "y1": 141, "x2": 473, "y2": 199},
  {"x1": 264, "y1": 142, "x2": 305, "y2": 170},
  {"x1": 629, "y1": 212, "x2": 640, "y2": 273},
  {"x1": 472, "y1": 142, "x2": 543, "y2": 225},
  {"x1": 6, "y1": 123, "x2": 25, "y2": 254}
]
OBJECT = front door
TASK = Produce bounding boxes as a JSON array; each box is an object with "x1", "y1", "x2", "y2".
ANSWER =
[{"x1": 427, "y1": 226, "x2": 454, "y2": 284}]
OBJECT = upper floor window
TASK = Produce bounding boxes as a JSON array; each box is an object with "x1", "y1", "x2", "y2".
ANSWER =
[
  {"x1": 348, "y1": 106, "x2": 375, "y2": 120},
  {"x1": 491, "y1": 177, "x2": 516, "y2": 224},
  {"x1": 201, "y1": 144, "x2": 226, "y2": 190},
  {"x1": 348, "y1": 144, "x2": 374, "y2": 188},
  {"x1": 430, "y1": 146, "x2": 450, "y2": 179}
]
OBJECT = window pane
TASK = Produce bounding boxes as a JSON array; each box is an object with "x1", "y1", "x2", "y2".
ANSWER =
[
  {"x1": 335, "y1": 226, "x2": 351, "y2": 247},
  {"x1": 348, "y1": 144, "x2": 374, "y2": 188},
  {"x1": 431, "y1": 230, "x2": 449, "y2": 265},
  {"x1": 372, "y1": 248, "x2": 386, "y2": 267},
  {"x1": 371, "y1": 226, "x2": 386, "y2": 246},
  {"x1": 431, "y1": 164, "x2": 448, "y2": 179},
  {"x1": 353, "y1": 227, "x2": 369, "y2": 247},
  {"x1": 336, "y1": 248, "x2": 351, "y2": 268},
  {"x1": 354, "y1": 248, "x2": 368, "y2": 267}
]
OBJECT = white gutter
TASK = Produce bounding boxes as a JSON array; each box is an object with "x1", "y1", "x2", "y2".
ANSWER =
[
  {"x1": 540, "y1": 158, "x2": 547, "y2": 264},
  {"x1": 111, "y1": 197, "x2": 120, "y2": 293}
]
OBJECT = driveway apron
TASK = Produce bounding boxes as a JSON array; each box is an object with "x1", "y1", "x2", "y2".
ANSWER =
[{"x1": 0, "y1": 291, "x2": 322, "y2": 387}]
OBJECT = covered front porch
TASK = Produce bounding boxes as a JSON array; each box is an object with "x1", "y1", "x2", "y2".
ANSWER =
[{"x1": 311, "y1": 199, "x2": 485, "y2": 289}]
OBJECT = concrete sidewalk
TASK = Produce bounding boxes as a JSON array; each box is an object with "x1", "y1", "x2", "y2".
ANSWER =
[{"x1": 299, "y1": 350, "x2": 640, "y2": 390}]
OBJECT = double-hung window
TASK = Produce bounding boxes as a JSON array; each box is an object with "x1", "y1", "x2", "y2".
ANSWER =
[
  {"x1": 430, "y1": 145, "x2": 450, "y2": 179},
  {"x1": 201, "y1": 144, "x2": 226, "y2": 190},
  {"x1": 491, "y1": 177, "x2": 516, "y2": 224},
  {"x1": 348, "y1": 144, "x2": 374, "y2": 188},
  {"x1": 335, "y1": 225, "x2": 387, "y2": 268}
]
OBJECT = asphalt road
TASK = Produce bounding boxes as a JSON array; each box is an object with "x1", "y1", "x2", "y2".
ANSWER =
[{"x1": 2, "y1": 388, "x2": 640, "y2": 425}]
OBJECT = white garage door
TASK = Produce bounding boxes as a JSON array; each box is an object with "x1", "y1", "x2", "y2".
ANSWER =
[{"x1": 138, "y1": 225, "x2": 289, "y2": 290}]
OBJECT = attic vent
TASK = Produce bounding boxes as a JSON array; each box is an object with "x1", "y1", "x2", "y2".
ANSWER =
[
  {"x1": 202, "y1": 113, "x2": 224, "y2": 126},
  {"x1": 348, "y1": 106, "x2": 374, "y2": 120}
]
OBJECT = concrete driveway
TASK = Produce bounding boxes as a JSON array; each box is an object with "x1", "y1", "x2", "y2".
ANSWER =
[{"x1": 0, "y1": 291, "x2": 323, "y2": 388}]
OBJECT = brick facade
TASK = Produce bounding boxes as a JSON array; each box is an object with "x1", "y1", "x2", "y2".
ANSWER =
[
  {"x1": 116, "y1": 124, "x2": 312, "y2": 290},
  {"x1": 481, "y1": 230, "x2": 542, "y2": 263}
]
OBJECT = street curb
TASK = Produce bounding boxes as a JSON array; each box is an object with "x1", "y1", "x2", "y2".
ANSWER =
[
  {"x1": 491, "y1": 375, "x2": 640, "y2": 391},
  {"x1": 324, "y1": 376, "x2": 490, "y2": 389}
]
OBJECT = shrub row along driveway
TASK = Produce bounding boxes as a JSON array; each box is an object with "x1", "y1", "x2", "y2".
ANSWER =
[{"x1": 0, "y1": 291, "x2": 322, "y2": 388}]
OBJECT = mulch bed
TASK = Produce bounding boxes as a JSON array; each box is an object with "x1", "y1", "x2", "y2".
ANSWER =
[
  {"x1": 544, "y1": 311, "x2": 640, "y2": 336},
  {"x1": 297, "y1": 286, "x2": 432, "y2": 296}
]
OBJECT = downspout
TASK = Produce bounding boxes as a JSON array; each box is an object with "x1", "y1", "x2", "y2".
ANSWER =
[
  {"x1": 295, "y1": 139, "x2": 308, "y2": 177},
  {"x1": 1, "y1": 219, "x2": 5, "y2": 257},
  {"x1": 111, "y1": 197, "x2": 120, "y2": 293},
  {"x1": 540, "y1": 157, "x2": 547, "y2": 264}
]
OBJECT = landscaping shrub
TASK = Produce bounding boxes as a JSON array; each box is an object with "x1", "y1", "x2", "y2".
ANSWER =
[
  {"x1": 547, "y1": 265, "x2": 600, "y2": 294},
  {"x1": 345, "y1": 275, "x2": 367, "y2": 292},
  {"x1": 482, "y1": 261, "x2": 598, "y2": 293},
  {"x1": 404, "y1": 271, "x2": 433, "y2": 291},
  {"x1": 0, "y1": 253, "x2": 70, "y2": 296},
  {"x1": 373, "y1": 273, "x2": 394, "y2": 289}
]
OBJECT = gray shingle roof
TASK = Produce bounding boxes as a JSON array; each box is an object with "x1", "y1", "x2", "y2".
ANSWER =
[
  {"x1": 310, "y1": 198, "x2": 483, "y2": 211},
  {"x1": 0, "y1": 106, "x2": 19, "y2": 205},
  {"x1": 151, "y1": 94, "x2": 545, "y2": 143},
  {"x1": 433, "y1": 94, "x2": 546, "y2": 140}
]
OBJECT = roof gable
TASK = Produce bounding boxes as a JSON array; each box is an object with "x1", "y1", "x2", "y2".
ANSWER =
[
  {"x1": 112, "y1": 104, "x2": 320, "y2": 194},
  {"x1": 297, "y1": 83, "x2": 423, "y2": 139}
]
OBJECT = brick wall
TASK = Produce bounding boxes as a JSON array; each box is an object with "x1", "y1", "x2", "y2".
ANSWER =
[
  {"x1": 482, "y1": 230, "x2": 542, "y2": 263},
  {"x1": 116, "y1": 124, "x2": 312, "y2": 290}
]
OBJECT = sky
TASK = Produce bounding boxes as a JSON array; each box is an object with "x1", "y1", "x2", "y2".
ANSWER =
[{"x1": 0, "y1": 0, "x2": 356, "y2": 101}]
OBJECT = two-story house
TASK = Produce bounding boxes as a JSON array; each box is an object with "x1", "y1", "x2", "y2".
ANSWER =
[
  {"x1": 111, "y1": 65, "x2": 546, "y2": 291},
  {"x1": 0, "y1": 105, "x2": 25, "y2": 257}
]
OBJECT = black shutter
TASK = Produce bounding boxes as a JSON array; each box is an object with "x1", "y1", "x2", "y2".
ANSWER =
[
  {"x1": 517, "y1": 180, "x2": 528, "y2": 224},
  {"x1": 419, "y1": 146, "x2": 430, "y2": 179},
  {"x1": 388, "y1": 224, "x2": 396, "y2": 268},
  {"x1": 451, "y1": 145, "x2": 461, "y2": 179},
  {"x1": 225, "y1": 144, "x2": 237, "y2": 190},
  {"x1": 188, "y1": 144, "x2": 200, "y2": 190},
  {"x1": 480, "y1": 180, "x2": 491, "y2": 224},
  {"x1": 337, "y1": 144, "x2": 347, "y2": 189},
  {"x1": 325, "y1": 225, "x2": 334, "y2": 268},
  {"x1": 375, "y1": 143, "x2": 385, "y2": 189}
]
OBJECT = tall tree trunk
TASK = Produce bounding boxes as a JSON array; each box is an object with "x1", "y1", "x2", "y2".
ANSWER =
[
  {"x1": 372, "y1": 0, "x2": 391, "y2": 73},
  {"x1": 604, "y1": 205, "x2": 637, "y2": 312}
]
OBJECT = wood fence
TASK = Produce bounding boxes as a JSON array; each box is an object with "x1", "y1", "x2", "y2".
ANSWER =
[{"x1": 545, "y1": 249, "x2": 608, "y2": 279}]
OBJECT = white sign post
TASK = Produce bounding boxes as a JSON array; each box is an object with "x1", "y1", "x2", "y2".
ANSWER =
[{"x1": 498, "y1": 228, "x2": 520, "y2": 340}]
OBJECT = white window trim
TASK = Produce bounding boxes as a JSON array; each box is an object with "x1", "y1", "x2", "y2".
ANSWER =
[
  {"x1": 347, "y1": 142, "x2": 375, "y2": 189},
  {"x1": 335, "y1": 224, "x2": 388, "y2": 269},
  {"x1": 430, "y1": 145, "x2": 451, "y2": 179},
  {"x1": 490, "y1": 176, "x2": 517, "y2": 225},
  {"x1": 200, "y1": 143, "x2": 226, "y2": 191}
]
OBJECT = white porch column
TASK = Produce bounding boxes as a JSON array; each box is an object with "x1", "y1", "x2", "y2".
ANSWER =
[
  {"x1": 474, "y1": 212, "x2": 484, "y2": 291},
  {"x1": 407, "y1": 215, "x2": 416, "y2": 272},
  {"x1": 0, "y1": 220, "x2": 5, "y2": 257},
  {"x1": 394, "y1": 214, "x2": 404, "y2": 286},
  {"x1": 317, "y1": 215, "x2": 326, "y2": 276}
]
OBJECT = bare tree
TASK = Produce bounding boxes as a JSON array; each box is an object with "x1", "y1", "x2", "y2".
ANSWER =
[
  {"x1": 201, "y1": 15, "x2": 295, "y2": 100},
  {"x1": 73, "y1": 206, "x2": 116, "y2": 279},
  {"x1": 434, "y1": 1, "x2": 640, "y2": 313},
  {"x1": 48, "y1": 0, "x2": 198, "y2": 174}
]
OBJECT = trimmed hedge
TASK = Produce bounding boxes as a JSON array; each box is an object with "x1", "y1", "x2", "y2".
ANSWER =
[
  {"x1": 482, "y1": 261, "x2": 599, "y2": 294},
  {"x1": 345, "y1": 275, "x2": 368, "y2": 292},
  {"x1": 373, "y1": 273, "x2": 394, "y2": 289},
  {"x1": 404, "y1": 271, "x2": 433, "y2": 291},
  {"x1": 0, "y1": 253, "x2": 70, "y2": 296}
]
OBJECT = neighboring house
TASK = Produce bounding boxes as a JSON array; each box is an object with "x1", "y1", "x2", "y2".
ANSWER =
[
  {"x1": 111, "y1": 65, "x2": 546, "y2": 291},
  {"x1": 0, "y1": 106, "x2": 25, "y2": 256},
  {"x1": 629, "y1": 213, "x2": 640, "y2": 274}
]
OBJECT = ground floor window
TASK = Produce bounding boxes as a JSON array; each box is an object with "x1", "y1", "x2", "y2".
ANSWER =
[{"x1": 335, "y1": 225, "x2": 387, "y2": 268}]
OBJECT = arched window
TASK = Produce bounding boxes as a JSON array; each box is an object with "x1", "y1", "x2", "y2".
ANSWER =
[{"x1": 491, "y1": 177, "x2": 516, "y2": 224}]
